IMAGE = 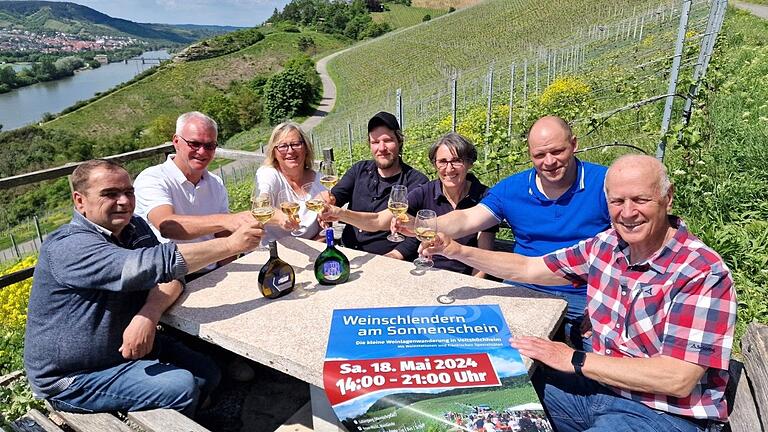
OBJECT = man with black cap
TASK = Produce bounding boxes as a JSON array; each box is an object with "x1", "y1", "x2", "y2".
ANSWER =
[{"x1": 328, "y1": 111, "x2": 428, "y2": 260}]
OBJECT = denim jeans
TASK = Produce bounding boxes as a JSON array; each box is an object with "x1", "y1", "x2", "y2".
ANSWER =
[
  {"x1": 48, "y1": 333, "x2": 220, "y2": 417},
  {"x1": 539, "y1": 370, "x2": 708, "y2": 432},
  {"x1": 511, "y1": 282, "x2": 592, "y2": 352}
]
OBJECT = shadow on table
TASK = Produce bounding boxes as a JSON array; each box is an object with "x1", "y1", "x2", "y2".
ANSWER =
[{"x1": 435, "y1": 284, "x2": 561, "y2": 304}]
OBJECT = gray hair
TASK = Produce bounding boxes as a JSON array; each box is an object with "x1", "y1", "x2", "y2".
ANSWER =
[
  {"x1": 175, "y1": 111, "x2": 218, "y2": 136},
  {"x1": 428, "y1": 132, "x2": 478, "y2": 165},
  {"x1": 605, "y1": 154, "x2": 672, "y2": 197}
]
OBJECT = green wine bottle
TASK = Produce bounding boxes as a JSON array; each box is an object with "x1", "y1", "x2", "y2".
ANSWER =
[
  {"x1": 314, "y1": 229, "x2": 350, "y2": 285},
  {"x1": 258, "y1": 241, "x2": 295, "y2": 298}
]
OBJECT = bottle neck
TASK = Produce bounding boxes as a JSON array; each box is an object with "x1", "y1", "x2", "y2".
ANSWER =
[
  {"x1": 268, "y1": 241, "x2": 279, "y2": 258},
  {"x1": 325, "y1": 229, "x2": 335, "y2": 247}
]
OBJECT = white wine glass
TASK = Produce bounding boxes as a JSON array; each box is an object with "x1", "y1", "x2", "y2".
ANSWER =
[
  {"x1": 250, "y1": 187, "x2": 274, "y2": 250},
  {"x1": 386, "y1": 185, "x2": 408, "y2": 243},
  {"x1": 319, "y1": 160, "x2": 338, "y2": 190},
  {"x1": 318, "y1": 161, "x2": 338, "y2": 237},
  {"x1": 305, "y1": 182, "x2": 325, "y2": 215},
  {"x1": 414, "y1": 209, "x2": 437, "y2": 269},
  {"x1": 278, "y1": 187, "x2": 307, "y2": 237}
]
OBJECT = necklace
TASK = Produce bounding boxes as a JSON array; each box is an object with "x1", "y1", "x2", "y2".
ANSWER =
[{"x1": 442, "y1": 181, "x2": 470, "y2": 208}]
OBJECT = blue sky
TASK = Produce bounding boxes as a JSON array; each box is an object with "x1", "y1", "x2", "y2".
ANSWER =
[{"x1": 48, "y1": 0, "x2": 292, "y2": 27}]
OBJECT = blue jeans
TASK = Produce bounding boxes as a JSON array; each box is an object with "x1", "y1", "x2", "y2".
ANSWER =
[
  {"x1": 48, "y1": 333, "x2": 220, "y2": 417},
  {"x1": 540, "y1": 370, "x2": 708, "y2": 432},
  {"x1": 510, "y1": 282, "x2": 592, "y2": 352}
]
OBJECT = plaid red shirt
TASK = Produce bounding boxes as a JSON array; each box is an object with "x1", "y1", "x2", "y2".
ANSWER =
[{"x1": 543, "y1": 217, "x2": 736, "y2": 420}]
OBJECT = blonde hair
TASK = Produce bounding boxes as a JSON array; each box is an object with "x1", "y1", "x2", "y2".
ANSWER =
[{"x1": 263, "y1": 122, "x2": 315, "y2": 171}]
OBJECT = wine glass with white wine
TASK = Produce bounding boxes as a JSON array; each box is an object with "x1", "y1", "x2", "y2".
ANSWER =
[
  {"x1": 319, "y1": 160, "x2": 338, "y2": 190},
  {"x1": 278, "y1": 187, "x2": 307, "y2": 237},
  {"x1": 250, "y1": 187, "x2": 274, "y2": 250},
  {"x1": 318, "y1": 160, "x2": 338, "y2": 236},
  {"x1": 386, "y1": 185, "x2": 408, "y2": 242},
  {"x1": 413, "y1": 209, "x2": 437, "y2": 269}
]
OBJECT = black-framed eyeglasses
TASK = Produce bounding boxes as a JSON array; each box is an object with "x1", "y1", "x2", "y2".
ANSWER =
[
  {"x1": 275, "y1": 141, "x2": 304, "y2": 153},
  {"x1": 177, "y1": 134, "x2": 217, "y2": 152},
  {"x1": 435, "y1": 158, "x2": 465, "y2": 169}
]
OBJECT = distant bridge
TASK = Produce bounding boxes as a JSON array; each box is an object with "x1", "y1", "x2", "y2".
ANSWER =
[{"x1": 122, "y1": 57, "x2": 168, "y2": 64}]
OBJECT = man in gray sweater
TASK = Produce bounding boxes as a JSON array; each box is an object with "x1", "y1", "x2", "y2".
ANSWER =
[{"x1": 23, "y1": 159, "x2": 263, "y2": 417}]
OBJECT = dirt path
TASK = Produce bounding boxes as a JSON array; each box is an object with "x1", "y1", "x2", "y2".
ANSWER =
[{"x1": 733, "y1": 1, "x2": 768, "y2": 19}]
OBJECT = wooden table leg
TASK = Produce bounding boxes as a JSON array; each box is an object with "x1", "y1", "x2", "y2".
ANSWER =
[{"x1": 309, "y1": 385, "x2": 347, "y2": 432}]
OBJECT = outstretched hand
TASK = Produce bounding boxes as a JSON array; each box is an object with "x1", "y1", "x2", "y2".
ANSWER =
[
  {"x1": 226, "y1": 220, "x2": 264, "y2": 253},
  {"x1": 225, "y1": 211, "x2": 257, "y2": 233},
  {"x1": 420, "y1": 232, "x2": 459, "y2": 259},
  {"x1": 391, "y1": 213, "x2": 415, "y2": 238},
  {"x1": 318, "y1": 203, "x2": 343, "y2": 223},
  {"x1": 510, "y1": 336, "x2": 575, "y2": 374}
]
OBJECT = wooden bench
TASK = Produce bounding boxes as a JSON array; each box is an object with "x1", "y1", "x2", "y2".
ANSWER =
[
  {"x1": 725, "y1": 322, "x2": 768, "y2": 432},
  {"x1": 11, "y1": 405, "x2": 211, "y2": 432}
]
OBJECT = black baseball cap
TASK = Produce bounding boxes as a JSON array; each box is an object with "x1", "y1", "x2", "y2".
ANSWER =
[{"x1": 367, "y1": 111, "x2": 401, "y2": 133}]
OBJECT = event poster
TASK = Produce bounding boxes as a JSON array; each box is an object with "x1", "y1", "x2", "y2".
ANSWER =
[{"x1": 323, "y1": 304, "x2": 553, "y2": 432}]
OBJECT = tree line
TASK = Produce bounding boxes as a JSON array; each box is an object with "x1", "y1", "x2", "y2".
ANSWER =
[{"x1": 267, "y1": 0, "x2": 392, "y2": 40}]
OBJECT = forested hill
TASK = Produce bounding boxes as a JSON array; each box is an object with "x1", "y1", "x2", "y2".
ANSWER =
[{"x1": 0, "y1": 1, "x2": 238, "y2": 43}]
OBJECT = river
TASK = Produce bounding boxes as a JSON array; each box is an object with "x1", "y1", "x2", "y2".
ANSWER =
[{"x1": 0, "y1": 50, "x2": 171, "y2": 131}]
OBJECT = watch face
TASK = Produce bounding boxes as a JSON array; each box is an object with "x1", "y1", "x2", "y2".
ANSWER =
[{"x1": 571, "y1": 350, "x2": 586, "y2": 366}]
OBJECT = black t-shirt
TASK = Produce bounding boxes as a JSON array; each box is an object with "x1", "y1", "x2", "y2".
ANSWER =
[{"x1": 331, "y1": 159, "x2": 428, "y2": 259}]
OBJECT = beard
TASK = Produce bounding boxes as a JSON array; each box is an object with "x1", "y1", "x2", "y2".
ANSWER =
[{"x1": 375, "y1": 155, "x2": 398, "y2": 171}]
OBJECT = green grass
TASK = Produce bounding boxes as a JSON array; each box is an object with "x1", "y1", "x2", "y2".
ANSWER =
[
  {"x1": 372, "y1": 4, "x2": 448, "y2": 29},
  {"x1": 361, "y1": 385, "x2": 540, "y2": 431},
  {"x1": 43, "y1": 30, "x2": 347, "y2": 143}
]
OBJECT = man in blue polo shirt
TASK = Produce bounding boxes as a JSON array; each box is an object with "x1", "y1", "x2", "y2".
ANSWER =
[{"x1": 401, "y1": 116, "x2": 610, "y2": 349}]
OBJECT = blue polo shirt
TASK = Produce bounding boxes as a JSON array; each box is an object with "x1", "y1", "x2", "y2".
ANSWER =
[
  {"x1": 480, "y1": 159, "x2": 610, "y2": 295},
  {"x1": 407, "y1": 173, "x2": 498, "y2": 275}
]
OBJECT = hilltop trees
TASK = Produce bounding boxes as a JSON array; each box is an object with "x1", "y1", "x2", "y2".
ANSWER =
[
  {"x1": 263, "y1": 54, "x2": 321, "y2": 124},
  {"x1": 268, "y1": 0, "x2": 392, "y2": 40}
]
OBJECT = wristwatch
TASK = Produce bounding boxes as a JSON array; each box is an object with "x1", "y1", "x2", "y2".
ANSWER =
[{"x1": 571, "y1": 350, "x2": 587, "y2": 376}]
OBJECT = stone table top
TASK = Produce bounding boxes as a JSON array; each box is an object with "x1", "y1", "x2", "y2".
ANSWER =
[{"x1": 162, "y1": 236, "x2": 567, "y2": 389}]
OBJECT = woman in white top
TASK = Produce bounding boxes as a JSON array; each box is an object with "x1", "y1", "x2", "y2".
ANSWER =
[{"x1": 256, "y1": 122, "x2": 324, "y2": 240}]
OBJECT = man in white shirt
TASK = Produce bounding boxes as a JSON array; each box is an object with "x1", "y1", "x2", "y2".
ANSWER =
[{"x1": 135, "y1": 111, "x2": 253, "y2": 271}]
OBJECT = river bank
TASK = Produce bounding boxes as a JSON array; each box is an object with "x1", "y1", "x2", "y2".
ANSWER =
[{"x1": 0, "y1": 50, "x2": 170, "y2": 131}]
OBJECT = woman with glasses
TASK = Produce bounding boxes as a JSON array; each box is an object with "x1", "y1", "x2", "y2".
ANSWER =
[
  {"x1": 256, "y1": 122, "x2": 324, "y2": 240},
  {"x1": 319, "y1": 132, "x2": 496, "y2": 275}
]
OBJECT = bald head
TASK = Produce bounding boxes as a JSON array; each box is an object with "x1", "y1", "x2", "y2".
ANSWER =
[
  {"x1": 526, "y1": 116, "x2": 578, "y2": 188},
  {"x1": 528, "y1": 116, "x2": 574, "y2": 148},
  {"x1": 606, "y1": 154, "x2": 672, "y2": 199}
]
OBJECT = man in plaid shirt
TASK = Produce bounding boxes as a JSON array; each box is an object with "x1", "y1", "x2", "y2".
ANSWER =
[{"x1": 424, "y1": 154, "x2": 736, "y2": 431}]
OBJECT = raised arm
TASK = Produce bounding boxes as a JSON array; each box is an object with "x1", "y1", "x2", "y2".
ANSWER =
[
  {"x1": 398, "y1": 205, "x2": 499, "y2": 239},
  {"x1": 319, "y1": 205, "x2": 392, "y2": 232},
  {"x1": 147, "y1": 205, "x2": 254, "y2": 241},
  {"x1": 471, "y1": 231, "x2": 496, "y2": 278},
  {"x1": 424, "y1": 232, "x2": 567, "y2": 285}
]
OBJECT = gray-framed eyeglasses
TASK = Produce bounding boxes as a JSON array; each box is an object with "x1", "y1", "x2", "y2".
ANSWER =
[
  {"x1": 435, "y1": 159, "x2": 465, "y2": 169},
  {"x1": 275, "y1": 141, "x2": 305, "y2": 153}
]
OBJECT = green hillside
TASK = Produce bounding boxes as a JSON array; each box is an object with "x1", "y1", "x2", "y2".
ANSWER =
[
  {"x1": 372, "y1": 4, "x2": 449, "y2": 29},
  {"x1": 0, "y1": 1, "x2": 236, "y2": 43},
  {"x1": 326, "y1": 0, "x2": 660, "y2": 113},
  {"x1": 43, "y1": 30, "x2": 347, "y2": 142}
]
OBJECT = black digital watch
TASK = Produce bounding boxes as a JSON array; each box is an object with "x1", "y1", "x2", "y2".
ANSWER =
[{"x1": 571, "y1": 350, "x2": 587, "y2": 376}]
